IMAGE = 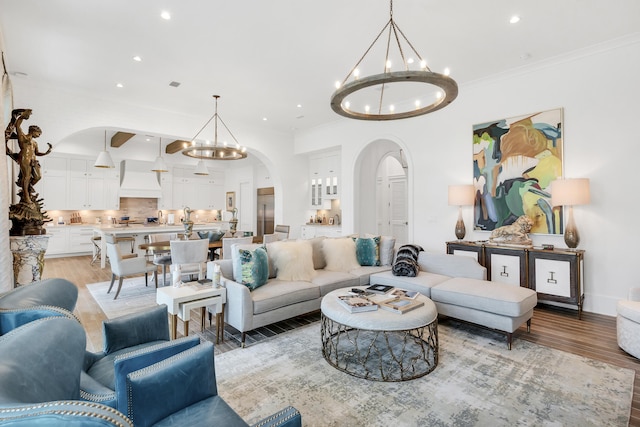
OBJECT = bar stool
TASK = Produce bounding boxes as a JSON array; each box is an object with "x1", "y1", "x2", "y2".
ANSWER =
[{"x1": 90, "y1": 236, "x2": 102, "y2": 265}]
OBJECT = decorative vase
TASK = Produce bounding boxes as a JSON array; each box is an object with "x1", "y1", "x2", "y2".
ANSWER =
[
  {"x1": 183, "y1": 206, "x2": 194, "y2": 240},
  {"x1": 454, "y1": 206, "x2": 466, "y2": 240}
]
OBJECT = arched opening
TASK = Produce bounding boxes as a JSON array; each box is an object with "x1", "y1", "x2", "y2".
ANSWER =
[{"x1": 354, "y1": 139, "x2": 409, "y2": 244}]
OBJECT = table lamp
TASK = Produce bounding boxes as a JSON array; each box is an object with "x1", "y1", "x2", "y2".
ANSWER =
[
  {"x1": 448, "y1": 185, "x2": 475, "y2": 240},
  {"x1": 551, "y1": 178, "x2": 590, "y2": 248}
]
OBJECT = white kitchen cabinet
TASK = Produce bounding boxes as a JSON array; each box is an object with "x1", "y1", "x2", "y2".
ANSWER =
[
  {"x1": 301, "y1": 225, "x2": 342, "y2": 239},
  {"x1": 38, "y1": 157, "x2": 68, "y2": 210},
  {"x1": 68, "y1": 159, "x2": 107, "y2": 210},
  {"x1": 44, "y1": 227, "x2": 68, "y2": 255},
  {"x1": 173, "y1": 167, "x2": 225, "y2": 210},
  {"x1": 158, "y1": 173, "x2": 173, "y2": 210},
  {"x1": 67, "y1": 226, "x2": 95, "y2": 254},
  {"x1": 309, "y1": 151, "x2": 341, "y2": 207},
  {"x1": 103, "y1": 168, "x2": 120, "y2": 210}
]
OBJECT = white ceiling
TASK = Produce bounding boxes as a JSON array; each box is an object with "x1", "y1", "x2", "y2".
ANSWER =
[{"x1": 1, "y1": 0, "x2": 640, "y2": 153}]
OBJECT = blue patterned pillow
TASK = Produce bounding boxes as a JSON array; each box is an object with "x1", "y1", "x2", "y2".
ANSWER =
[
  {"x1": 238, "y1": 246, "x2": 269, "y2": 290},
  {"x1": 354, "y1": 236, "x2": 381, "y2": 266}
]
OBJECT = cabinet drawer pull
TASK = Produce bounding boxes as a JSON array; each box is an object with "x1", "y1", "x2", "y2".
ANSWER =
[
  {"x1": 547, "y1": 271, "x2": 557, "y2": 284},
  {"x1": 500, "y1": 266, "x2": 509, "y2": 277}
]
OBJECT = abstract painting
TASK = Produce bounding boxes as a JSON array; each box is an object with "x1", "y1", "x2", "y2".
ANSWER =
[{"x1": 472, "y1": 108, "x2": 563, "y2": 234}]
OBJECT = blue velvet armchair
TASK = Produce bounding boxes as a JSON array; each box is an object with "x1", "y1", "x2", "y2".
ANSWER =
[
  {"x1": 0, "y1": 278, "x2": 78, "y2": 312},
  {"x1": 121, "y1": 341, "x2": 302, "y2": 427},
  {"x1": 0, "y1": 315, "x2": 133, "y2": 426}
]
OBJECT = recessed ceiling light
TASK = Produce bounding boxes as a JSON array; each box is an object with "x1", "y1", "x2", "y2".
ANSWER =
[
  {"x1": 133, "y1": 55, "x2": 142, "y2": 62},
  {"x1": 510, "y1": 15, "x2": 520, "y2": 24},
  {"x1": 262, "y1": 117, "x2": 268, "y2": 121},
  {"x1": 116, "y1": 83, "x2": 124, "y2": 88},
  {"x1": 297, "y1": 104, "x2": 302, "y2": 108},
  {"x1": 161, "y1": 11, "x2": 171, "y2": 20}
]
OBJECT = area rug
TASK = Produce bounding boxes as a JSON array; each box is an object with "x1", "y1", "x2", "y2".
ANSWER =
[
  {"x1": 214, "y1": 322, "x2": 633, "y2": 427},
  {"x1": 86, "y1": 278, "x2": 158, "y2": 319}
]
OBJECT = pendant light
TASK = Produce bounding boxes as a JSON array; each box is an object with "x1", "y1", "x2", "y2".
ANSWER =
[
  {"x1": 94, "y1": 130, "x2": 115, "y2": 168},
  {"x1": 330, "y1": 0, "x2": 458, "y2": 120},
  {"x1": 193, "y1": 159, "x2": 209, "y2": 176},
  {"x1": 151, "y1": 137, "x2": 169, "y2": 172}
]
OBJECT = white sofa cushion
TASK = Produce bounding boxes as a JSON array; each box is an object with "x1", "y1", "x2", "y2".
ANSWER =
[
  {"x1": 369, "y1": 270, "x2": 451, "y2": 298},
  {"x1": 431, "y1": 277, "x2": 537, "y2": 317},
  {"x1": 251, "y1": 280, "x2": 320, "y2": 315}
]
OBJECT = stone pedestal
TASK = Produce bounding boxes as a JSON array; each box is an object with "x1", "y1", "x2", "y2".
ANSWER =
[{"x1": 9, "y1": 235, "x2": 49, "y2": 287}]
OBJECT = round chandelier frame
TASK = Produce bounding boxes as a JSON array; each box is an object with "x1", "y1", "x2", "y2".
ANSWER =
[
  {"x1": 330, "y1": 0, "x2": 458, "y2": 121},
  {"x1": 182, "y1": 95, "x2": 247, "y2": 161}
]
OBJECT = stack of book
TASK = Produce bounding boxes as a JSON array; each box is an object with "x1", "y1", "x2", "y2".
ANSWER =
[{"x1": 337, "y1": 295, "x2": 378, "y2": 313}]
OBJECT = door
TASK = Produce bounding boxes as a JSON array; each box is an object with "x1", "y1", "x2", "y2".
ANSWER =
[
  {"x1": 256, "y1": 187, "x2": 275, "y2": 236},
  {"x1": 389, "y1": 176, "x2": 408, "y2": 246}
]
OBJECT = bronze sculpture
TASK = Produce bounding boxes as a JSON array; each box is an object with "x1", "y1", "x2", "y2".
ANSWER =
[{"x1": 5, "y1": 109, "x2": 52, "y2": 236}]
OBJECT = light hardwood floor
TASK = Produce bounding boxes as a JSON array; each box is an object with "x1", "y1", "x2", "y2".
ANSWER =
[{"x1": 42, "y1": 255, "x2": 640, "y2": 426}]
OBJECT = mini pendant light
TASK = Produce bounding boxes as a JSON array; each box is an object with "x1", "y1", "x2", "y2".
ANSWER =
[
  {"x1": 94, "y1": 130, "x2": 115, "y2": 168},
  {"x1": 194, "y1": 159, "x2": 209, "y2": 176},
  {"x1": 151, "y1": 137, "x2": 169, "y2": 172}
]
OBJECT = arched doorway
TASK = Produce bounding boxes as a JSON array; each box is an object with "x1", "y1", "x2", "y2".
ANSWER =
[{"x1": 354, "y1": 139, "x2": 410, "y2": 244}]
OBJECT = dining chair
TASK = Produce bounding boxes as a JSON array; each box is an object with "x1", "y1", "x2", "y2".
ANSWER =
[
  {"x1": 221, "y1": 236, "x2": 253, "y2": 260},
  {"x1": 149, "y1": 233, "x2": 178, "y2": 286},
  {"x1": 105, "y1": 234, "x2": 158, "y2": 299},
  {"x1": 274, "y1": 224, "x2": 290, "y2": 240},
  {"x1": 170, "y1": 239, "x2": 209, "y2": 282},
  {"x1": 262, "y1": 233, "x2": 279, "y2": 244}
]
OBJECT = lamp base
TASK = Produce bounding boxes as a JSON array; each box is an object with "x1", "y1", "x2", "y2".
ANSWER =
[
  {"x1": 564, "y1": 206, "x2": 580, "y2": 249},
  {"x1": 456, "y1": 218, "x2": 467, "y2": 240}
]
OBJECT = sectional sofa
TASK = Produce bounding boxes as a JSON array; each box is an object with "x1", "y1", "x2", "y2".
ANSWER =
[{"x1": 208, "y1": 237, "x2": 537, "y2": 349}]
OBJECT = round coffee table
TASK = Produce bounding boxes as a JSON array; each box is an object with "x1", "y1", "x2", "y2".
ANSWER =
[{"x1": 321, "y1": 287, "x2": 438, "y2": 382}]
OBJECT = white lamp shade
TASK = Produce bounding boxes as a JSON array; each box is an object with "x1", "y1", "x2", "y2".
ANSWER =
[
  {"x1": 448, "y1": 185, "x2": 475, "y2": 206},
  {"x1": 94, "y1": 151, "x2": 115, "y2": 168},
  {"x1": 193, "y1": 160, "x2": 209, "y2": 176},
  {"x1": 151, "y1": 156, "x2": 168, "y2": 173},
  {"x1": 551, "y1": 178, "x2": 590, "y2": 206}
]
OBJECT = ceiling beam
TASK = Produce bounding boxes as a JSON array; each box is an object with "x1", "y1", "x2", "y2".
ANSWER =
[
  {"x1": 166, "y1": 140, "x2": 190, "y2": 154},
  {"x1": 110, "y1": 131, "x2": 135, "y2": 147}
]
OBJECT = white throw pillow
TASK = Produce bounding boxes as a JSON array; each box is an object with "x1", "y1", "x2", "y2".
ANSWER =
[
  {"x1": 366, "y1": 234, "x2": 396, "y2": 266},
  {"x1": 322, "y1": 238, "x2": 360, "y2": 272},
  {"x1": 268, "y1": 241, "x2": 316, "y2": 281}
]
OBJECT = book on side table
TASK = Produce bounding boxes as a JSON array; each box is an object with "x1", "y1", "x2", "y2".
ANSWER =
[
  {"x1": 389, "y1": 288, "x2": 420, "y2": 299},
  {"x1": 378, "y1": 296, "x2": 424, "y2": 314},
  {"x1": 337, "y1": 295, "x2": 378, "y2": 313}
]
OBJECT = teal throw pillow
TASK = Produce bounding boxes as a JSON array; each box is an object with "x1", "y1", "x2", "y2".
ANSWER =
[
  {"x1": 354, "y1": 236, "x2": 380, "y2": 266},
  {"x1": 238, "y1": 246, "x2": 269, "y2": 290}
]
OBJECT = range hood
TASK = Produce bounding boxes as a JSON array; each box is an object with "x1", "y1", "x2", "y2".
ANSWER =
[{"x1": 118, "y1": 160, "x2": 163, "y2": 198}]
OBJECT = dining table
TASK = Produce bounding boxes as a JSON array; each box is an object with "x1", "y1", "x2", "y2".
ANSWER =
[{"x1": 139, "y1": 235, "x2": 262, "y2": 260}]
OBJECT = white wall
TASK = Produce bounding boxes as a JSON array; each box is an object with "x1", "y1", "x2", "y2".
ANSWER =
[{"x1": 296, "y1": 35, "x2": 640, "y2": 316}]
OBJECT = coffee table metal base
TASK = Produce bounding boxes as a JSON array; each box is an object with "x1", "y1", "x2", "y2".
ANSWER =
[{"x1": 321, "y1": 313, "x2": 438, "y2": 382}]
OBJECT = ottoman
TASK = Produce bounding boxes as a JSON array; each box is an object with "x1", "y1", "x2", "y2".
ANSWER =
[{"x1": 431, "y1": 277, "x2": 537, "y2": 349}]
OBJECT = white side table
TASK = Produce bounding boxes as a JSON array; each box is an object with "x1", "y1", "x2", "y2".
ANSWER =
[{"x1": 156, "y1": 283, "x2": 226, "y2": 342}]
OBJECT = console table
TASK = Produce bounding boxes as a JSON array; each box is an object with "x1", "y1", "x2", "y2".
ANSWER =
[{"x1": 446, "y1": 241, "x2": 585, "y2": 319}]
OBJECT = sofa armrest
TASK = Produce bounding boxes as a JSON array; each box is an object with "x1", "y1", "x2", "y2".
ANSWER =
[
  {"x1": 125, "y1": 342, "x2": 217, "y2": 427},
  {"x1": 113, "y1": 335, "x2": 201, "y2": 413},
  {"x1": 103, "y1": 305, "x2": 170, "y2": 354},
  {"x1": 251, "y1": 406, "x2": 302, "y2": 427},
  {"x1": 418, "y1": 252, "x2": 487, "y2": 280},
  {"x1": 222, "y1": 277, "x2": 254, "y2": 333}
]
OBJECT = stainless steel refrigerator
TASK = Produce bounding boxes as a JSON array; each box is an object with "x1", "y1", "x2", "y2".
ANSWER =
[{"x1": 256, "y1": 187, "x2": 274, "y2": 236}]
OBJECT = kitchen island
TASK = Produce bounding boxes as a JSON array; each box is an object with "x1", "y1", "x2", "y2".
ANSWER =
[{"x1": 93, "y1": 223, "x2": 227, "y2": 268}]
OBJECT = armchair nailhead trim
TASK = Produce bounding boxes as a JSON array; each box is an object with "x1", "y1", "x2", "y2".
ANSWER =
[
  {"x1": 252, "y1": 407, "x2": 300, "y2": 427},
  {"x1": 0, "y1": 401, "x2": 133, "y2": 427},
  {"x1": 80, "y1": 389, "x2": 116, "y2": 402},
  {"x1": 0, "y1": 305, "x2": 80, "y2": 322}
]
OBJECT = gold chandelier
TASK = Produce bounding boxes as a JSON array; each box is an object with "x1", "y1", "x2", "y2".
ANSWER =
[
  {"x1": 330, "y1": 0, "x2": 458, "y2": 120},
  {"x1": 182, "y1": 95, "x2": 247, "y2": 160}
]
